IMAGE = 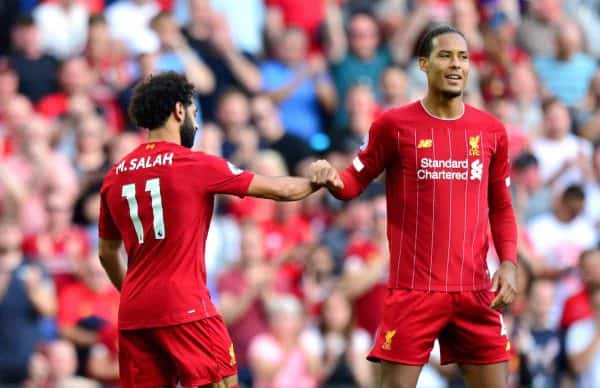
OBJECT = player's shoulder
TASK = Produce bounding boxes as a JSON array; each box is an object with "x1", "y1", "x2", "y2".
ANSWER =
[
  {"x1": 372, "y1": 101, "x2": 422, "y2": 132},
  {"x1": 464, "y1": 104, "x2": 505, "y2": 132},
  {"x1": 100, "y1": 145, "x2": 142, "y2": 191},
  {"x1": 378, "y1": 101, "x2": 422, "y2": 122}
]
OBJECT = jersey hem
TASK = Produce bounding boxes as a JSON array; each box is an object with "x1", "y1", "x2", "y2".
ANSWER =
[
  {"x1": 387, "y1": 282, "x2": 491, "y2": 292},
  {"x1": 118, "y1": 311, "x2": 219, "y2": 330}
]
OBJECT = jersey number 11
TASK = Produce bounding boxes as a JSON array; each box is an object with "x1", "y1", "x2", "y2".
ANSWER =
[{"x1": 121, "y1": 178, "x2": 165, "y2": 244}]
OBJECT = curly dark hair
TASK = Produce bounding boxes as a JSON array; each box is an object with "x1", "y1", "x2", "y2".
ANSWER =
[
  {"x1": 417, "y1": 25, "x2": 466, "y2": 58},
  {"x1": 128, "y1": 71, "x2": 195, "y2": 130}
]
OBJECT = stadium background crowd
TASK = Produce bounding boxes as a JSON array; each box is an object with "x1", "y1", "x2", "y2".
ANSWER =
[{"x1": 1, "y1": 0, "x2": 600, "y2": 387}]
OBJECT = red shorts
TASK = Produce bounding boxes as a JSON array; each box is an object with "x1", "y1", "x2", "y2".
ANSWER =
[
  {"x1": 119, "y1": 316, "x2": 237, "y2": 387},
  {"x1": 368, "y1": 289, "x2": 510, "y2": 365}
]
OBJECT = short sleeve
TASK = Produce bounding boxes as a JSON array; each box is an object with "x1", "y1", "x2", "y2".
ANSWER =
[
  {"x1": 98, "y1": 190, "x2": 120, "y2": 240},
  {"x1": 566, "y1": 319, "x2": 595, "y2": 355},
  {"x1": 197, "y1": 153, "x2": 255, "y2": 197}
]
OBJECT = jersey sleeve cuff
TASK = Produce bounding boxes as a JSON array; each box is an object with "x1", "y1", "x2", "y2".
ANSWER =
[
  {"x1": 496, "y1": 242, "x2": 517, "y2": 265},
  {"x1": 239, "y1": 171, "x2": 256, "y2": 198}
]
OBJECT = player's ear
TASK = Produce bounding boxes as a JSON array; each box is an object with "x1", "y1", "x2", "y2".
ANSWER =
[
  {"x1": 174, "y1": 102, "x2": 185, "y2": 122},
  {"x1": 418, "y1": 56, "x2": 428, "y2": 73}
]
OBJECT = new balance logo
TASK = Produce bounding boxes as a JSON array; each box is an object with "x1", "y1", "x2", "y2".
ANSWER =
[
  {"x1": 417, "y1": 139, "x2": 433, "y2": 148},
  {"x1": 470, "y1": 160, "x2": 483, "y2": 180}
]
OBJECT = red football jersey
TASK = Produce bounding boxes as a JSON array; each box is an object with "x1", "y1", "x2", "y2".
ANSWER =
[
  {"x1": 99, "y1": 141, "x2": 254, "y2": 329},
  {"x1": 337, "y1": 101, "x2": 517, "y2": 292}
]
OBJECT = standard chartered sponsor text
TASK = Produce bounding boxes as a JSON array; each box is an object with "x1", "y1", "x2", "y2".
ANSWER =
[{"x1": 418, "y1": 158, "x2": 471, "y2": 180}]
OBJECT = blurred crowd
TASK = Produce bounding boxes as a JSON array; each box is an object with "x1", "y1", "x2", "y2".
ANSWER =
[{"x1": 2, "y1": 0, "x2": 600, "y2": 387}]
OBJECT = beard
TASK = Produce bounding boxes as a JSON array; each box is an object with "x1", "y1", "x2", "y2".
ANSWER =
[
  {"x1": 440, "y1": 89, "x2": 463, "y2": 99},
  {"x1": 180, "y1": 111, "x2": 197, "y2": 148}
]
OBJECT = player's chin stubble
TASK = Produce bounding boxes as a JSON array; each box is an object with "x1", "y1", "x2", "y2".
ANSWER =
[{"x1": 441, "y1": 89, "x2": 463, "y2": 99}]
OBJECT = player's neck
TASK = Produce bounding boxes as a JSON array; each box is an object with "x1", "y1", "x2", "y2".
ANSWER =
[
  {"x1": 147, "y1": 127, "x2": 182, "y2": 146},
  {"x1": 421, "y1": 93, "x2": 464, "y2": 120}
]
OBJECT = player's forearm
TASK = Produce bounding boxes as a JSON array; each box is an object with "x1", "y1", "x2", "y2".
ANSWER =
[
  {"x1": 99, "y1": 254, "x2": 125, "y2": 291},
  {"x1": 265, "y1": 177, "x2": 320, "y2": 201},
  {"x1": 489, "y1": 182, "x2": 518, "y2": 264}
]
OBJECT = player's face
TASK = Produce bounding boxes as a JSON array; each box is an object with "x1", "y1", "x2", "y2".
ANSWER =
[
  {"x1": 420, "y1": 32, "x2": 469, "y2": 99},
  {"x1": 180, "y1": 103, "x2": 199, "y2": 148}
]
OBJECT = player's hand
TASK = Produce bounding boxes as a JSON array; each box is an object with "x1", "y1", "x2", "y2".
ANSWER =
[
  {"x1": 490, "y1": 261, "x2": 517, "y2": 310},
  {"x1": 308, "y1": 160, "x2": 344, "y2": 191}
]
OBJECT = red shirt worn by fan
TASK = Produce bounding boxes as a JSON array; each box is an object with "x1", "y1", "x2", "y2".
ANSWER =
[
  {"x1": 98, "y1": 141, "x2": 253, "y2": 329},
  {"x1": 335, "y1": 100, "x2": 517, "y2": 292}
]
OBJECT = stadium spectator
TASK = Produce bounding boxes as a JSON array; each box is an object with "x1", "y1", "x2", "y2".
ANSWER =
[
  {"x1": 149, "y1": 11, "x2": 215, "y2": 94},
  {"x1": 218, "y1": 221, "x2": 272, "y2": 386},
  {"x1": 517, "y1": 0, "x2": 565, "y2": 57},
  {"x1": 510, "y1": 152, "x2": 552, "y2": 224},
  {"x1": 4, "y1": 116, "x2": 78, "y2": 233},
  {"x1": 567, "y1": 285, "x2": 600, "y2": 387},
  {"x1": 338, "y1": 194, "x2": 387, "y2": 337},
  {"x1": 37, "y1": 57, "x2": 123, "y2": 131},
  {"x1": 317, "y1": 290, "x2": 374, "y2": 387},
  {"x1": 573, "y1": 70, "x2": 600, "y2": 142},
  {"x1": 533, "y1": 20, "x2": 597, "y2": 107},
  {"x1": 531, "y1": 98, "x2": 592, "y2": 189},
  {"x1": 87, "y1": 321, "x2": 119, "y2": 385},
  {"x1": 105, "y1": 0, "x2": 160, "y2": 55},
  {"x1": 260, "y1": 27, "x2": 336, "y2": 143},
  {"x1": 0, "y1": 217, "x2": 56, "y2": 385},
  {"x1": 210, "y1": 0, "x2": 265, "y2": 56},
  {"x1": 561, "y1": 249, "x2": 600, "y2": 330},
  {"x1": 326, "y1": 12, "x2": 392, "y2": 128},
  {"x1": 85, "y1": 14, "x2": 133, "y2": 94},
  {"x1": 33, "y1": 0, "x2": 89, "y2": 60},
  {"x1": 56, "y1": 250, "x2": 119, "y2": 375},
  {"x1": 516, "y1": 279, "x2": 563, "y2": 387},
  {"x1": 379, "y1": 66, "x2": 410, "y2": 110},
  {"x1": 37, "y1": 339, "x2": 100, "y2": 387},
  {"x1": 527, "y1": 185, "x2": 597, "y2": 326},
  {"x1": 8, "y1": 15, "x2": 58, "y2": 103},
  {"x1": 182, "y1": 0, "x2": 261, "y2": 121},
  {"x1": 474, "y1": 11, "x2": 529, "y2": 102},
  {"x1": 508, "y1": 63, "x2": 543, "y2": 135},
  {"x1": 251, "y1": 94, "x2": 312, "y2": 175},
  {"x1": 248, "y1": 294, "x2": 321, "y2": 388},
  {"x1": 585, "y1": 142, "x2": 600, "y2": 234}
]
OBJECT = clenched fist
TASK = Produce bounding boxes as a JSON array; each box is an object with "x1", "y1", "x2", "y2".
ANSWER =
[{"x1": 308, "y1": 160, "x2": 344, "y2": 191}]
